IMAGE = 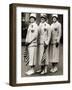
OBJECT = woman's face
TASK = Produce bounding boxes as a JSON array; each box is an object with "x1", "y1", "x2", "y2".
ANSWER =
[
  {"x1": 30, "y1": 17, "x2": 35, "y2": 23},
  {"x1": 41, "y1": 18, "x2": 45, "y2": 23},
  {"x1": 53, "y1": 17, "x2": 57, "y2": 23}
]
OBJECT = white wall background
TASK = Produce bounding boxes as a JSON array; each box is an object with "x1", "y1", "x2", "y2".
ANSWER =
[{"x1": 0, "y1": 0, "x2": 72, "y2": 90}]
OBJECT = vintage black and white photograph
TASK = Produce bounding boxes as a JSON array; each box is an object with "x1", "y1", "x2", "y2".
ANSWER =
[
  {"x1": 21, "y1": 13, "x2": 63, "y2": 76},
  {"x1": 9, "y1": 4, "x2": 70, "y2": 86}
]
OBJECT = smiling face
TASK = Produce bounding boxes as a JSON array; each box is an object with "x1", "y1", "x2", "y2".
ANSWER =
[
  {"x1": 41, "y1": 17, "x2": 45, "y2": 23},
  {"x1": 52, "y1": 17, "x2": 57, "y2": 23}
]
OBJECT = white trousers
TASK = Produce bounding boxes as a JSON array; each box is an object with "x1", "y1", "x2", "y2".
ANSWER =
[
  {"x1": 38, "y1": 45, "x2": 49, "y2": 65},
  {"x1": 28, "y1": 46, "x2": 37, "y2": 66}
]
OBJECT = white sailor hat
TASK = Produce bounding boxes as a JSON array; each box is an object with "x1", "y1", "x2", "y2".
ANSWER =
[
  {"x1": 30, "y1": 13, "x2": 36, "y2": 19},
  {"x1": 52, "y1": 14, "x2": 58, "y2": 18},
  {"x1": 40, "y1": 13, "x2": 47, "y2": 19}
]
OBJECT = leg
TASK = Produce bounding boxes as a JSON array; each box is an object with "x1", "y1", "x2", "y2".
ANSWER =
[
  {"x1": 41, "y1": 56, "x2": 48, "y2": 74},
  {"x1": 51, "y1": 63, "x2": 58, "y2": 72},
  {"x1": 40, "y1": 46, "x2": 49, "y2": 74},
  {"x1": 52, "y1": 63, "x2": 58, "y2": 67},
  {"x1": 50, "y1": 44, "x2": 59, "y2": 73},
  {"x1": 40, "y1": 65, "x2": 48, "y2": 74},
  {"x1": 36, "y1": 45, "x2": 44, "y2": 73},
  {"x1": 25, "y1": 47, "x2": 35, "y2": 75}
]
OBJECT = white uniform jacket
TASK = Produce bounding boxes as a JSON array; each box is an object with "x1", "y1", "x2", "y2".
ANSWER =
[
  {"x1": 26, "y1": 22, "x2": 39, "y2": 47},
  {"x1": 51, "y1": 21, "x2": 61, "y2": 44},
  {"x1": 39, "y1": 22, "x2": 51, "y2": 45}
]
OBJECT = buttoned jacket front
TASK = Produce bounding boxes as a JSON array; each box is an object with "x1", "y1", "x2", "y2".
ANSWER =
[
  {"x1": 39, "y1": 22, "x2": 51, "y2": 45},
  {"x1": 26, "y1": 22, "x2": 38, "y2": 47},
  {"x1": 51, "y1": 21, "x2": 61, "y2": 44}
]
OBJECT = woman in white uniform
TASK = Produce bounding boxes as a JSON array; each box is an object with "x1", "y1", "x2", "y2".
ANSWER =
[
  {"x1": 38, "y1": 14, "x2": 51, "y2": 74},
  {"x1": 50, "y1": 14, "x2": 62, "y2": 73},
  {"x1": 25, "y1": 13, "x2": 39, "y2": 75}
]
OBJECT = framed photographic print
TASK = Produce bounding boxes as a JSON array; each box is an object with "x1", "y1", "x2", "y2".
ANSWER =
[{"x1": 9, "y1": 3, "x2": 70, "y2": 86}]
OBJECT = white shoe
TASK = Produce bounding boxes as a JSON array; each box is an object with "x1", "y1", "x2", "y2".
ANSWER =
[
  {"x1": 41, "y1": 70, "x2": 45, "y2": 75},
  {"x1": 36, "y1": 69, "x2": 41, "y2": 73},
  {"x1": 50, "y1": 67, "x2": 58, "y2": 73},
  {"x1": 25, "y1": 69, "x2": 34, "y2": 75},
  {"x1": 50, "y1": 68, "x2": 54, "y2": 73},
  {"x1": 53, "y1": 66, "x2": 58, "y2": 72},
  {"x1": 40, "y1": 66, "x2": 48, "y2": 74}
]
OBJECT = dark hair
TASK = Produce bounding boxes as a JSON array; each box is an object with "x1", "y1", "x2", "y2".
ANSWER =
[
  {"x1": 41, "y1": 17, "x2": 47, "y2": 21},
  {"x1": 29, "y1": 16, "x2": 36, "y2": 20}
]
